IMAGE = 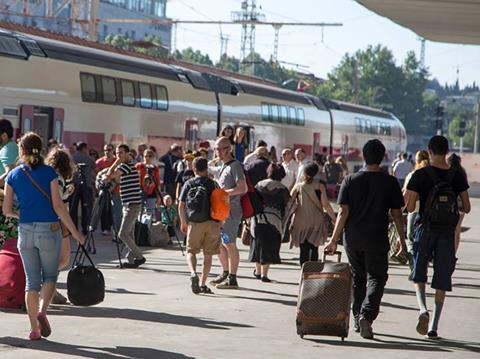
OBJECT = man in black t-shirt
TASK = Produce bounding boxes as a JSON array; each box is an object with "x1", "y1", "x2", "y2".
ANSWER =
[
  {"x1": 178, "y1": 157, "x2": 221, "y2": 295},
  {"x1": 325, "y1": 139, "x2": 406, "y2": 340},
  {"x1": 405, "y1": 136, "x2": 470, "y2": 339}
]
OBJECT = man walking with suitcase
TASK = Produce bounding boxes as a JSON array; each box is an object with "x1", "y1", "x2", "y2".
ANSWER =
[{"x1": 325, "y1": 139, "x2": 406, "y2": 339}]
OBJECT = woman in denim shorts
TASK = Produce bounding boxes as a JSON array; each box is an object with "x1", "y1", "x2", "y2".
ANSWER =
[{"x1": 2, "y1": 132, "x2": 85, "y2": 341}]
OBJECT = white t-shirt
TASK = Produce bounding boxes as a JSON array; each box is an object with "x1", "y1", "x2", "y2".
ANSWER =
[
  {"x1": 281, "y1": 160, "x2": 298, "y2": 190},
  {"x1": 296, "y1": 159, "x2": 309, "y2": 184},
  {"x1": 243, "y1": 152, "x2": 257, "y2": 166},
  {"x1": 393, "y1": 159, "x2": 413, "y2": 180}
]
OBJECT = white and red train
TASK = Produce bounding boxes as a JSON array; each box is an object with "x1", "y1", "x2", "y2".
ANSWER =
[{"x1": 0, "y1": 26, "x2": 406, "y2": 169}]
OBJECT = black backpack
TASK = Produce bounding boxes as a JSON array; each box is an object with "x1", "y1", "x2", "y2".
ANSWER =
[
  {"x1": 186, "y1": 180, "x2": 211, "y2": 223},
  {"x1": 422, "y1": 167, "x2": 459, "y2": 232}
]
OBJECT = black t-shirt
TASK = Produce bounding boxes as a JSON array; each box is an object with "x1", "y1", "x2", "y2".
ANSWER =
[
  {"x1": 246, "y1": 157, "x2": 270, "y2": 186},
  {"x1": 179, "y1": 176, "x2": 216, "y2": 220},
  {"x1": 175, "y1": 169, "x2": 195, "y2": 188},
  {"x1": 406, "y1": 166, "x2": 469, "y2": 218},
  {"x1": 338, "y1": 170, "x2": 404, "y2": 251}
]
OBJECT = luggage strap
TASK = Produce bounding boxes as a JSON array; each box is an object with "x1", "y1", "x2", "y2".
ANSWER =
[{"x1": 72, "y1": 244, "x2": 95, "y2": 268}]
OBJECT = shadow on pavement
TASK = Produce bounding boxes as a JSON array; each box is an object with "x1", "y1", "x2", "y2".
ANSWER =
[
  {"x1": 0, "y1": 337, "x2": 194, "y2": 359},
  {"x1": 380, "y1": 301, "x2": 417, "y2": 311},
  {"x1": 452, "y1": 282, "x2": 480, "y2": 290},
  {"x1": 220, "y1": 294, "x2": 297, "y2": 307},
  {"x1": 384, "y1": 287, "x2": 480, "y2": 300},
  {"x1": 55, "y1": 283, "x2": 156, "y2": 296},
  {"x1": 46, "y1": 306, "x2": 253, "y2": 330}
]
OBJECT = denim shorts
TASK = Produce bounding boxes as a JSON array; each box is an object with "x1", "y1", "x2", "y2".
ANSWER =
[
  {"x1": 411, "y1": 226, "x2": 456, "y2": 291},
  {"x1": 221, "y1": 206, "x2": 242, "y2": 245},
  {"x1": 18, "y1": 222, "x2": 62, "y2": 292}
]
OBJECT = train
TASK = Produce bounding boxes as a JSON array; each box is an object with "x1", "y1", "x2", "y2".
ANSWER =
[{"x1": 0, "y1": 24, "x2": 407, "y2": 169}]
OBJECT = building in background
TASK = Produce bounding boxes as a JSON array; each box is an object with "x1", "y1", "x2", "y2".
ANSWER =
[{"x1": 0, "y1": 0, "x2": 171, "y2": 47}]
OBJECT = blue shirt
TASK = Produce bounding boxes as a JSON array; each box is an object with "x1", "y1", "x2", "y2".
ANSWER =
[
  {"x1": 0, "y1": 140, "x2": 19, "y2": 176},
  {"x1": 6, "y1": 164, "x2": 59, "y2": 223},
  {"x1": 234, "y1": 143, "x2": 245, "y2": 163}
]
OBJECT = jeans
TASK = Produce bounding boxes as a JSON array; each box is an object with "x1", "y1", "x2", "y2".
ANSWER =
[
  {"x1": 299, "y1": 242, "x2": 319, "y2": 266},
  {"x1": 145, "y1": 197, "x2": 157, "y2": 218},
  {"x1": 346, "y1": 248, "x2": 389, "y2": 323},
  {"x1": 111, "y1": 192, "x2": 122, "y2": 233},
  {"x1": 118, "y1": 203, "x2": 143, "y2": 263},
  {"x1": 18, "y1": 222, "x2": 62, "y2": 292}
]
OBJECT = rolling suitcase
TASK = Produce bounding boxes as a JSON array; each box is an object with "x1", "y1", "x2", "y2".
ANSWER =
[{"x1": 296, "y1": 251, "x2": 352, "y2": 341}]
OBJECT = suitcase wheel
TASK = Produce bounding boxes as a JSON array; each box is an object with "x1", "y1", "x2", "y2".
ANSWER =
[
  {"x1": 341, "y1": 337, "x2": 345, "y2": 342},
  {"x1": 300, "y1": 333, "x2": 304, "y2": 339}
]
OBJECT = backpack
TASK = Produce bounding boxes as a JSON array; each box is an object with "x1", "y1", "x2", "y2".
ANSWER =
[
  {"x1": 210, "y1": 187, "x2": 230, "y2": 221},
  {"x1": 240, "y1": 171, "x2": 264, "y2": 219},
  {"x1": 186, "y1": 180, "x2": 211, "y2": 223},
  {"x1": 422, "y1": 167, "x2": 459, "y2": 232}
]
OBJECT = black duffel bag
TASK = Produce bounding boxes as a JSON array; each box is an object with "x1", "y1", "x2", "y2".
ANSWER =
[{"x1": 67, "y1": 245, "x2": 105, "y2": 306}]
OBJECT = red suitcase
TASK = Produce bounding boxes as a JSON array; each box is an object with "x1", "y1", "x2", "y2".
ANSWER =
[
  {"x1": 296, "y1": 251, "x2": 352, "y2": 341},
  {"x1": 0, "y1": 238, "x2": 26, "y2": 309}
]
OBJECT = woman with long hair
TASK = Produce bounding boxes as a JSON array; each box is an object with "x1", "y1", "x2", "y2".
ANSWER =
[
  {"x1": 447, "y1": 153, "x2": 470, "y2": 253},
  {"x1": 45, "y1": 148, "x2": 76, "y2": 304},
  {"x1": 233, "y1": 126, "x2": 249, "y2": 163},
  {"x1": 220, "y1": 125, "x2": 235, "y2": 145},
  {"x1": 289, "y1": 163, "x2": 336, "y2": 266},
  {"x1": 2, "y1": 132, "x2": 84, "y2": 340}
]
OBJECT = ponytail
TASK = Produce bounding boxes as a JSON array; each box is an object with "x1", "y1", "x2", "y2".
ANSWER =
[{"x1": 20, "y1": 132, "x2": 44, "y2": 169}]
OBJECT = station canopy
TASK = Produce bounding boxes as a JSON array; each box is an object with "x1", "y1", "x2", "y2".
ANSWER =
[{"x1": 357, "y1": 0, "x2": 480, "y2": 45}]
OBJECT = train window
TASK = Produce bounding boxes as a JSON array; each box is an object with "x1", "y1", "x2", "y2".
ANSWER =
[
  {"x1": 261, "y1": 103, "x2": 269, "y2": 122},
  {"x1": 54, "y1": 120, "x2": 62, "y2": 142},
  {"x1": 280, "y1": 105, "x2": 288, "y2": 123},
  {"x1": 267, "y1": 104, "x2": 274, "y2": 122},
  {"x1": 139, "y1": 83, "x2": 153, "y2": 108},
  {"x1": 154, "y1": 85, "x2": 168, "y2": 111},
  {"x1": 0, "y1": 35, "x2": 28, "y2": 59},
  {"x1": 297, "y1": 108, "x2": 305, "y2": 126},
  {"x1": 272, "y1": 105, "x2": 281, "y2": 123},
  {"x1": 23, "y1": 117, "x2": 32, "y2": 133},
  {"x1": 101, "y1": 77, "x2": 117, "y2": 104},
  {"x1": 376, "y1": 121, "x2": 382, "y2": 135},
  {"x1": 365, "y1": 119, "x2": 372, "y2": 134},
  {"x1": 288, "y1": 106, "x2": 296, "y2": 125},
  {"x1": 355, "y1": 118, "x2": 362, "y2": 133},
  {"x1": 386, "y1": 124, "x2": 392, "y2": 136},
  {"x1": 121, "y1": 80, "x2": 135, "y2": 106},
  {"x1": 80, "y1": 73, "x2": 97, "y2": 102}
]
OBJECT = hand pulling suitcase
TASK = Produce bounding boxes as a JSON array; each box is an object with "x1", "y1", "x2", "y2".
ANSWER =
[{"x1": 296, "y1": 251, "x2": 352, "y2": 341}]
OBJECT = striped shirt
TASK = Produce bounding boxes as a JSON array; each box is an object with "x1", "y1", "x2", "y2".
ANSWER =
[{"x1": 118, "y1": 162, "x2": 142, "y2": 205}]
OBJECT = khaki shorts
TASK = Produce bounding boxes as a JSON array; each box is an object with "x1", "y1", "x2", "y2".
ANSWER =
[{"x1": 187, "y1": 221, "x2": 221, "y2": 255}]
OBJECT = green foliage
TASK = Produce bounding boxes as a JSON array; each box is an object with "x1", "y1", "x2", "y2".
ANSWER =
[
  {"x1": 104, "y1": 34, "x2": 168, "y2": 58},
  {"x1": 174, "y1": 47, "x2": 214, "y2": 66}
]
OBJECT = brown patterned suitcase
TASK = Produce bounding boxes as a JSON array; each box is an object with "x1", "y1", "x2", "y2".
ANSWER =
[{"x1": 296, "y1": 251, "x2": 352, "y2": 341}]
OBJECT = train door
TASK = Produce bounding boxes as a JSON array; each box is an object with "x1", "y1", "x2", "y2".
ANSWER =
[
  {"x1": 184, "y1": 118, "x2": 199, "y2": 152},
  {"x1": 20, "y1": 105, "x2": 64, "y2": 147},
  {"x1": 313, "y1": 132, "x2": 321, "y2": 155}
]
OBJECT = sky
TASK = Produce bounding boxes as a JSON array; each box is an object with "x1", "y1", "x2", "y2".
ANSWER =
[{"x1": 167, "y1": 0, "x2": 480, "y2": 87}]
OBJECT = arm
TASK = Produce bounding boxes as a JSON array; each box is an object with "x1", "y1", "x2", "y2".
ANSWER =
[
  {"x1": 459, "y1": 190, "x2": 471, "y2": 214},
  {"x1": 324, "y1": 205, "x2": 350, "y2": 254},
  {"x1": 106, "y1": 158, "x2": 122, "y2": 179},
  {"x1": 390, "y1": 208, "x2": 406, "y2": 244},
  {"x1": 2, "y1": 183, "x2": 19, "y2": 219},
  {"x1": 178, "y1": 201, "x2": 188, "y2": 234},
  {"x1": 0, "y1": 164, "x2": 15, "y2": 187},
  {"x1": 225, "y1": 179, "x2": 247, "y2": 197},
  {"x1": 319, "y1": 183, "x2": 336, "y2": 221},
  {"x1": 50, "y1": 180, "x2": 85, "y2": 245},
  {"x1": 404, "y1": 190, "x2": 419, "y2": 213}
]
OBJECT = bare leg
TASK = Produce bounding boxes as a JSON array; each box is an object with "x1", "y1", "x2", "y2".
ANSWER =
[
  {"x1": 39, "y1": 282, "x2": 56, "y2": 313},
  {"x1": 218, "y1": 244, "x2": 229, "y2": 272},
  {"x1": 25, "y1": 291, "x2": 40, "y2": 331},
  {"x1": 225, "y1": 243, "x2": 239, "y2": 275},
  {"x1": 454, "y1": 213, "x2": 465, "y2": 254},
  {"x1": 261, "y1": 264, "x2": 270, "y2": 277},
  {"x1": 255, "y1": 263, "x2": 261, "y2": 276},
  {"x1": 201, "y1": 255, "x2": 213, "y2": 286},
  {"x1": 187, "y1": 253, "x2": 197, "y2": 276}
]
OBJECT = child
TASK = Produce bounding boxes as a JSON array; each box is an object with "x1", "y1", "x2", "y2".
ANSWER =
[{"x1": 160, "y1": 194, "x2": 178, "y2": 245}]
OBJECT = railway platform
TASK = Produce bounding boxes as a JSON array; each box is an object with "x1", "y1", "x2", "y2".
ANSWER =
[{"x1": 1, "y1": 200, "x2": 479, "y2": 359}]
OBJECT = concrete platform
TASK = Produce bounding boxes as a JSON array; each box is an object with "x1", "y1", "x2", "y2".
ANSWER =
[{"x1": 1, "y1": 200, "x2": 480, "y2": 358}]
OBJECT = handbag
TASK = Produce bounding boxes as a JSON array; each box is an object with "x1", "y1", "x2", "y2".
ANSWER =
[
  {"x1": 21, "y1": 166, "x2": 70, "y2": 237},
  {"x1": 305, "y1": 185, "x2": 335, "y2": 237},
  {"x1": 67, "y1": 244, "x2": 105, "y2": 306},
  {"x1": 241, "y1": 221, "x2": 253, "y2": 246}
]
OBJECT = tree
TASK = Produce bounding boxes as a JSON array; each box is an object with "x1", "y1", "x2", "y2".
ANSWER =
[{"x1": 174, "y1": 47, "x2": 214, "y2": 66}]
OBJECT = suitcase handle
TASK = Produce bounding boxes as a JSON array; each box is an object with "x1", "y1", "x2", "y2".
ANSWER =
[{"x1": 323, "y1": 251, "x2": 342, "y2": 263}]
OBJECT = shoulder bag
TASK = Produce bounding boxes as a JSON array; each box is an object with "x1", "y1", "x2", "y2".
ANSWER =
[{"x1": 21, "y1": 166, "x2": 70, "y2": 238}]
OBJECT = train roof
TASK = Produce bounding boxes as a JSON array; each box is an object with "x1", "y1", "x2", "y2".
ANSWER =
[{"x1": 323, "y1": 99, "x2": 394, "y2": 120}]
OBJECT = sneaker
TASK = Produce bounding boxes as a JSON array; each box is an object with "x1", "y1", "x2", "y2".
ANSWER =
[
  {"x1": 353, "y1": 317, "x2": 360, "y2": 333},
  {"x1": 123, "y1": 257, "x2": 146, "y2": 269},
  {"x1": 216, "y1": 275, "x2": 239, "y2": 289},
  {"x1": 261, "y1": 276, "x2": 272, "y2": 283},
  {"x1": 190, "y1": 275, "x2": 201, "y2": 294},
  {"x1": 51, "y1": 290, "x2": 68, "y2": 305},
  {"x1": 426, "y1": 330, "x2": 440, "y2": 339},
  {"x1": 416, "y1": 311, "x2": 429, "y2": 336},
  {"x1": 29, "y1": 329, "x2": 41, "y2": 341},
  {"x1": 359, "y1": 317, "x2": 374, "y2": 339},
  {"x1": 200, "y1": 285, "x2": 214, "y2": 294},
  {"x1": 253, "y1": 270, "x2": 261, "y2": 280},
  {"x1": 37, "y1": 312, "x2": 51, "y2": 338},
  {"x1": 209, "y1": 272, "x2": 229, "y2": 286}
]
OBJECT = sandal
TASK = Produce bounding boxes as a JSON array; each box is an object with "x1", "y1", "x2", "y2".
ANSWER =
[
  {"x1": 29, "y1": 329, "x2": 41, "y2": 341},
  {"x1": 200, "y1": 286, "x2": 214, "y2": 294},
  {"x1": 37, "y1": 312, "x2": 51, "y2": 338}
]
